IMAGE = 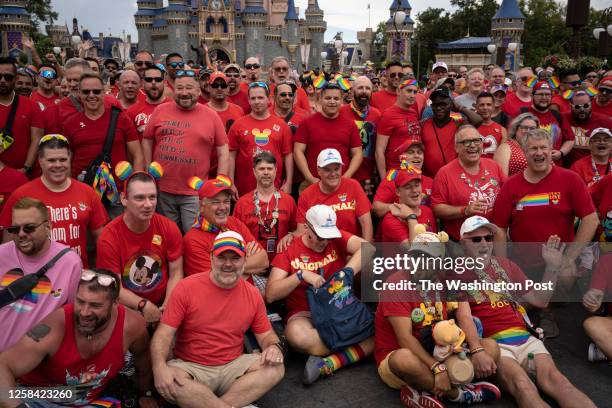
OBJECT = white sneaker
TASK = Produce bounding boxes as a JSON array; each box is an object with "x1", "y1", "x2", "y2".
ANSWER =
[
  {"x1": 242, "y1": 405, "x2": 259, "y2": 408},
  {"x1": 588, "y1": 343, "x2": 608, "y2": 362}
]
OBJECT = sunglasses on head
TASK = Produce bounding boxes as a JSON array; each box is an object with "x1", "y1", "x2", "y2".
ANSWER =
[
  {"x1": 248, "y1": 81, "x2": 269, "y2": 91},
  {"x1": 81, "y1": 269, "x2": 117, "y2": 287},
  {"x1": 245, "y1": 63, "x2": 260, "y2": 70},
  {"x1": 81, "y1": 88, "x2": 103, "y2": 95},
  {"x1": 572, "y1": 103, "x2": 591, "y2": 110},
  {"x1": 169, "y1": 61, "x2": 185, "y2": 69},
  {"x1": 469, "y1": 235, "x2": 494, "y2": 243},
  {"x1": 39, "y1": 70, "x2": 57, "y2": 80},
  {"x1": 0, "y1": 73, "x2": 15, "y2": 81},
  {"x1": 6, "y1": 220, "x2": 47, "y2": 235},
  {"x1": 278, "y1": 92, "x2": 294, "y2": 98},
  {"x1": 210, "y1": 82, "x2": 228, "y2": 89},
  {"x1": 176, "y1": 70, "x2": 196, "y2": 78},
  {"x1": 135, "y1": 61, "x2": 153, "y2": 67},
  {"x1": 39, "y1": 134, "x2": 69, "y2": 146},
  {"x1": 144, "y1": 76, "x2": 163, "y2": 83}
]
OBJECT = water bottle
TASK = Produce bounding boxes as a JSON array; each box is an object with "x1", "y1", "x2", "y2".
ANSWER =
[{"x1": 526, "y1": 352, "x2": 536, "y2": 382}]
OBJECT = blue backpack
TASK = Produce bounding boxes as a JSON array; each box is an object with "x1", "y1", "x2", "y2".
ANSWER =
[{"x1": 306, "y1": 267, "x2": 375, "y2": 351}]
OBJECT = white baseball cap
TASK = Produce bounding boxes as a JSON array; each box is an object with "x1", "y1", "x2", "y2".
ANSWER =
[
  {"x1": 305, "y1": 204, "x2": 341, "y2": 239},
  {"x1": 409, "y1": 232, "x2": 446, "y2": 258},
  {"x1": 460, "y1": 216, "x2": 499, "y2": 238},
  {"x1": 317, "y1": 148, "x2": 344, "y2": 168},
  {"x1": 590, "y1": 127, "x2": 612, "y2": 138},
  {"x1": 432, "y1": 62, "x2": 448, "y2": 72}
]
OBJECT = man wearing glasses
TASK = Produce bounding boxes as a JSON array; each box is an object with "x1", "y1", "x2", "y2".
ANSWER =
[
  {"x1": 206, "y1": 72, "x2": 245, "y2": 132},
  {"x1": 134, "y1": 51, "x2": 154, "y2": 79},
  {"x1": 269, "y1": 56, "x2": 310, "y2": 112},
  {"x1": 0, "y1": 197, "x2": 82, "y2": 352},
  {"x1": 224, "y1": 63, "x2": 251, "y2": 114},
  {"x1": 241, "y1": 56, "x2": 262, "y2": 89},
  {"x1": 0, "y1": 268, "x2": 158, "y2": 408},
  {"x1": 501, "y1": 67, "x2": 534, "y2": 119},
  {"x1": 164, "y1": 52, "x2": 185, "y2": 95},
  {"x1": 552, "y1": 68, "x2": 582, "y2": 114},
  {"x1": 371, "y1": 61, "x2": 404, "y2": 112},
  {"x1": 431, "y1": 125, "x2": 506, "y2": 242},
  {"x1": 272, "y1": 80, "x2": 307, "y2": 131},
  {"x1": 126, "y1": 65, "x2": 168, "y2": 138},
  {"x1": 592, "y1": 75, "x2": 612, "y2": 117},
  {"x1": 30, "y1": 65, "x2": 60, "y2": 110}
]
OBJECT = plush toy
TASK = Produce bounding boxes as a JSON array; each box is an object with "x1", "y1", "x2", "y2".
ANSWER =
[{"x1": 432, "y1": 319, "x2": 474, "y2": 385}]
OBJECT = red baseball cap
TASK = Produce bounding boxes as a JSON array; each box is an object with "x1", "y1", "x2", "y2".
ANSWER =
[
  {"x1": 393, "y1": 167, "x2": 422, "y2": 188},
  {"x1": 395, "y1": 137, "x2": 424, "y2": 154},
  {"x1": 533, "y1": 81, "x2": 552, "y2": 94},
  {"x1": 209, "y1": 72, "x2": 228, "y2": 85}
]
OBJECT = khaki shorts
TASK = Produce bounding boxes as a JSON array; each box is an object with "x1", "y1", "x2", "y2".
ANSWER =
[
  {"x1": 378, "y1": 351, "x2": 408, "y2": 389},
  {"x1": 499, "y1": 336, "x2": 550, "y2": 366},
  {"x1": 168, "y1": 354, "x2": 261, "y2": 395}
]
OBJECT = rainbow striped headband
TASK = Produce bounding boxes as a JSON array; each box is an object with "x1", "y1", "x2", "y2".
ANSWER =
[
  {"x1": 399, "y1": 79, "x2": 418, "y2": 90},
  {"x1": 213, "y1": 236, "x2": 245, "y2": 256}
]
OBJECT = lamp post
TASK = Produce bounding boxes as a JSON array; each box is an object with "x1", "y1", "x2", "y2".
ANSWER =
[
  {"x1": 320, "y1": 51, "x2": 327, "y2": 70},
  {"x1": 330, "y1": 32, "x2": 344, "y2": 73},
  {"x1": 487, "y1": 44, "x2": 497, "y2": 65},
  {"x1": 392, "y1": 10, "x2": 406, "y2": 61},
  {"x1": 593, "y1": 7, "x2": 612, "y2": 58}
]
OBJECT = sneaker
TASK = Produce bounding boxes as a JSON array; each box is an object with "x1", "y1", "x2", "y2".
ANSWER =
[
  {"x1": 539, "y1": 311, "x2": 559, "y2": 339},
  {"x1": 456, "y1": 382, "x2": 501, "y2": 404},
  {"x1": 588, "y1": 343, "x2": 608, "y2": 362},
  {"x1": 303, "y1": 355, "x2": 332, "y2": 385},
  {"x1": 400, "y1": 385, "x2": 444, "y2": 408},
  {"x1": 241, "y1": 405, "x2": 259, "y2": 408}
]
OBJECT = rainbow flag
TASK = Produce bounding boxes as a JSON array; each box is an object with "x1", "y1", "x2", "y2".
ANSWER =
[
  {"x1": 562, "y1": 89, "x2": 575, "y2": 100},
  {"x1": 525, "y1": 76, "x2": 538, "y2": 88},
  {"x1": 585, "y1": 86, "x2": 599, "y2": 97},
  {"x1": 188, "y1": 176, "x2": 204, "y2": 191},
  {"x1": 518, "y1": 193, "x2": 550, "y2": 207},
  {"x1": 399, "y1": 79, "x2": 418, "y2": 89},
  {"x1": 386, "y1": 169, "x2": 398, "y2": 181},
  {"x1": 337, "y1": 77, "x2": 351, "y2": 91},
  {"x1": 313, "y1": 74, "x2": 326, "y2": 89},
  {"x1": 491, "y1": 327, "x2": 530, "y2": 346},
  {"x1": 548, "y1": 76, "x2": 560, "y2": 89}
]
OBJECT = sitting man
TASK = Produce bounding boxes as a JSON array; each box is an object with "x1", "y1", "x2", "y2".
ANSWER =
[
  {"x1": 0, "y1": 269, "x2": 157, "y2": 408},
  {"x1": 151, "y1": 231, "x2": 285, "y2": 408},
  {"x1": 183, "y1": 176, "x2": 269, "y2": 276},
  {"x1": 455, "y1": 216, "x2": 596, "y2": 408},
  {"x1": 266, "y1": 204, "x2": 372, "y2": 385}
]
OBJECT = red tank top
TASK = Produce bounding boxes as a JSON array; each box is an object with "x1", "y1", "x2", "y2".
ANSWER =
[
  {"x1": 20, "y1": 304, "x2": 126, "y2": 406},
  {"x1": 507, "y1": 139, "x2": 528, "y2": 176}
]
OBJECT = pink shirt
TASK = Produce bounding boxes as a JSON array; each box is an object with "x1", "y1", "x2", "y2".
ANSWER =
[{"x1": 0, "y1": 241, "x2": 82, "y2": 351}]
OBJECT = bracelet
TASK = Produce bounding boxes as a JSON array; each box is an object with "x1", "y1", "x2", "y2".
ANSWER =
[
  {"x1": 273, "y1": 341, "x2": 288, "y2": 358},
  {"x1": 429, "y1": 361, "x2": 441, "y2": 372},
  {"x1": 469, "y1": 347, "x2": 485, "y2": 355},
  {"x1": 296, "y1": 270, "x2": 304, "y2": 282}
]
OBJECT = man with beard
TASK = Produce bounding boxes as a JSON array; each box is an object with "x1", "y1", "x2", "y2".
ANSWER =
[
  {"x1": 224, "y1": 63, "x2": 250, "y2": 113},
  {"x1": 134, "y1": 51, "x2": 154, "y2": 79},
  {"x1": 501, "y1": 67, "x2": 534, "y2": 119},
  {"x1": 197, "y1": 68, "x2": 213, "y2": 104},
  {"x1": 272, "y1": 80, "x2": 307, "y2": 132},
  {"x1": 341, "y1": 76, "x2": 381, "y2": 192},
  {"x1": 0, "y1": 58, "x2": 43, "y2": 173},
  {"x1": 570, "y1": 128, "x2": 611, "y2": 190},
  {"x1": 152, "y1": 231, "x2": 284, "y2": 407},
  {"x1": 0, "y1": 269, "x2": 158, "y2": 408},
  {"x1": 455, "y1": 68, "x2": 485, "y2": 110},
  {"x1": 97, "y1": 171, "x2": 183, "y2": 327},
  {"x1": 126, "y1": 65, "x2": 168, "y2": 138},
  {"x1": 521, "y1": 81, "x2": 574, "y2": 164},
  {"x1": 14, "y1": 68, "x2": 34, "y2": 97},
  {"x1": 143, "y1": 71, "x2": 229, "y2": 233},
  {"x1": 563, "y1": 91, "x2": 612, "y2": 164},
  {"x1": 228, "y1": 82, "x2": 293, "y2": 196},
  {"x1": 592, "y1": 76, "x2": 612, "y2": 117},
  {"x1": 0, "y1": 135, "x2": 107, "y2": 267},
  {"x1": 207, "y1": 72, "x2": 244, "y2": 131},
  {"x1": 183, "y1": 176, "x2": 268, "y2": 277},
  {"x1": 268, "y1": 56, "x2": 310, "y2": 112},
  {"x1": 30, "y1": 65, "x2": 60, "y2": 111},
  {"x1": 371, "y1": 61, "x2": 403, "y2": 112},
  {"x1": 104, "y1": 58, "x2": 121, "y2": 94},
  {"x1": 0, "y1": 197, "x2": 82, "y2": 352},
  {"x1": 164, "y1": 52, "x2": 185, "y2": 95},
  {"x1": 117, "y1": 69, "x2": 143, "y2": 110},
  {"x1": 552, "y1": 69, "x2": 582, "y2": 114}
]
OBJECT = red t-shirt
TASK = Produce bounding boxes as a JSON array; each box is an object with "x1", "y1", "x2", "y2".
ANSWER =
[
  {"x1": 234, "y1": 190, "x2": 297, "y2": 263},
  {"x1": 377, "y1": 105, "x2": 422, "y2": 172},
  {"x1": 0, "y1": 166, "x2": 28, "y2": 213},
  {"x1": 294, "y1": 112, "x2": 362, "y2": 180},
  {"x1": 268, "y1": 84, "x2": 310, "y2": 113},
  {"x1": 591, "y1": 174, "x2": 612, "y2": 246},
  {"x1": 421, "y1": 118, "x2": 462, "y2": 177},
  {"x1": 143, "y1": 103, "x2": 228, "y2": 196},
  {"x1": 183, "y1": 216, "x2": 262, "y2": 276},
  {"x1": 228, "y1": 114, "x2": 293, "y2": 195},
  {"x1": 525, "y1": 106, "x2": 574, "y2": 152},
  {"x1": 370, "y1": 89, "x2": 397, "y2": 112},
  {"x1": 431, "y1": 159, "x2": 506, "y2": 241},
  {"x1": 379, "y1": 206, "x2": 437, "y2": 242},
  {"x1": 570, "y1": 156, "x2": 611, "y2": 191},
  {"x1": 271, "y1": 230, "x2": 351, "y2": 318},
  {"x1": 297, "y1": 178, "x2": 371, "y2": 236},
  {"x1": 0, "y1": 95, "x2": 44, "y2": 169},
  {"x1": 227, "y1": 89, "x2": 251, "y2": 114},
  {"x1": 44, "y1": 95, "x2": 121, "y2": 134},
  {"x1": 592, "y1": 98, "x2": 612, "y2": 118},
  {"x1": 0, "y1": 178, "x2": 108, "y2": 267},
  {"x1": 501, "y1": 92, "x2": 531, "y2": 119},
  {"x1": 478, "y1": 121, "x2": 504, "y2": 158},
  {"x1": 62, "y1": 109, "x2": 139, "y2": 183},
  {"x1": 551, "y1": 94, "x2": 571, "y2": 114},
  {"x1": 30, "y1": 91, "x2": 60, "y2": 111},
  {"x1": 563, "y1": 112, "x2": 612, "y2": 163},
  {"x1": 96, "y1": 213, "x2": 183, "y2": 306},
  {"x1": 492, "y1": 166, "x2": 596, "y2": 267},
  {"x1": 340, "y1": 104, "x2": 382, "y2": 181},
  {"x1": 125, "y1": 98, "x2": 168, "y2": 137},
  {"x1": 208, "y1": 102, "x2": 245, "y2": 132},
  {"x1": 161, "y1": 272, "x2": 271, "y2": 366},
  {"x1": 589, "y1": 253, "x2": 612, "y2": 314},
  {"x1": 373, "y1": 174, "x2": 434, "y2": 208}
]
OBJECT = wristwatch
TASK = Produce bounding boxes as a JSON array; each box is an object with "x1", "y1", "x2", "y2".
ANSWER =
[
  {"x1": 432, "y1": 363, "x2": 447, "y2": 375},
  {"x1": 404, "y1": 214, "x2": 418, "y2": 222},
  {"x1": 23, "y1": 165, "x2": 33, "y2": 175},
  {"x1": 296, "y1": 270, "x2": 304, "y2": 281}
]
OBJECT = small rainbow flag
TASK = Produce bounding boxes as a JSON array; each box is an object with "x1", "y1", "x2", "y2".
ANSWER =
[
  {"x1": 518, "y1": 193, "x2": 550, "y2": 207},
  {"x1": 188, "y1": 176, "x2": 204, "y2": 191},
  {"x1": 386, "y1": 169, "x2": 398, "y2": 181},
  {"x1": 525, "y1": 76, "x2": 537, "y2": 88},
  {"x1": 548, "y1": 76, "x2": 560, "y2": 89},
  {"x1": 450, "y1": 112, "x2": 463, "y2": 120},
  {"x1": 90, "y1": 397, "x2": 121, "y2": 408},
  {"x1": 491, "y1": 327, "x2": 531, "y2": 346},
  {"x1": 585, "y1": 86, "x2": 599, "y2": 97},
  {"x1": 562, "y1": 89, "x2": 575, "y2": 100},
  {"x1": 313, "y1": 74, "x2": 326, "y2": 89},
  {"x1": 337, "y1": 77, "x2": 351, "y2": 91}
]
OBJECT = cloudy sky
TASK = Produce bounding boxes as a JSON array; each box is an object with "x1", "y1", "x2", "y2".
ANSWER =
[{"x1": 49, "y1": 0, "x2": 610, "y2": 43}]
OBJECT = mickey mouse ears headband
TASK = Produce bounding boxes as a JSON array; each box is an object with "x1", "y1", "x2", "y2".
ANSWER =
[
  {"x1": 188, "y1": 174, "x2": 233, "y2": 200},
  {"x1": 115, "y1": 161, "x2": 164, "y2": 189}
]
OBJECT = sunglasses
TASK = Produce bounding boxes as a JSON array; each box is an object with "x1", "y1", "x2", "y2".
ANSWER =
[
  {"x1": 372, "y1": 80, "x2": 380, "y2": 85},
  {"x1": 599, "y1": 88, "x2": 612, "y2": 95},
  {"x1": 0, "y1": 73, "x2": 15, "y2": 81},
  {"x1": 210, "y1": 82, "x2": 228, "y2": 89},
  {"x1": 6, "y1": 220, "x2": 47, "y2": 235},
  {"x1": 448, "y1": 74, "x2": 457, "y2": 78},
  {"x1": 469, "y1": 235, "x2": 494, "y2": 243},
  {"x1": 168, "y1": 61, "x2": 185, "y2": 69},
  {"x1": 457, "y1": 138, "x2": 483, "y2": 147},
  {"x1": 564, "y1": 80, "x2": 582, "y2": 87},
  {"x1": 135, "y1": 61, "x2": 153, "y2": 67},
  {"x1": 39, "y1": 134, "x2": 69, "y2": 146},
  {"x1": 81, "y1": 89, "x2": 103, "y2": 95},
  {"x1": 245, "y1": 63, "x2": 260, "y2": 70},
  {"x1": 388, "y1": 73, "x2": 403, "y2": 79},
  {"x1": 176, "y1": 70, "x2": 196, "y2": 78},
  {"x1": 248, "y1": 81, "x2": 269, "y2": 91},
  {"x1": 39, "y1": 70, "x2": 57, "y2": 80},
  {"x1": 519, "y1": 76, "x2": 531, "y2": 82},
  {"x1": 518, "y1": 125, "x2": 538, "y2": 131},
  {"x1": 572, "y1": 103, "x2": 591, "y2": 110},
  {"x1": 81, "y1": 269, "x2": 117, "y2": 287},
  {"x1": 533, "y1": 92, "x2": 552, "y2": 97},
  {"x1": 225, "y1": 73, "x2": 240, "y2": 78},
  {"x1": 143, "y1": 76, "x2": 163, "y2": 83},
  {"x1": 278, "y1": 92, "x2": 294, "y2": 98}
]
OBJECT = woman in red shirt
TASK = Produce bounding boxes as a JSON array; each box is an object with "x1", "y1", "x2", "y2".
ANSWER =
[{"x1": 494, "y1": 113, "x2": 540, "y2": 176}]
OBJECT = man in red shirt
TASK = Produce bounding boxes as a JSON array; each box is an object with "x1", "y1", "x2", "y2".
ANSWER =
[
  {"x1": 207, "y1": 72, "x2": 245, "y2": 131},
  {"x1": 134, "y1": 50, "x2": 154, "y2": 79},
  {"x1": 592, "y1": 76, "x2": 612, "y2": 117},
  {"x1": 0, "y1": 57, "x2": 43, "y2": 174},
  {"x1": 563, "y1": 91, "x2": 612, "y2": 164},
  {"x1": 376, "y1": 78, "x2": 421, "y2": 178},
  {"x1": 431, "y1": 125, "x2": 506, "y2": 241},
  {"x1": 297, "y1": 148, "x2": 373, "y2": 241},
  {"x1": 152, "y1": 231, "x2": 284, "y2": 407},
  {"x1": 126, "y1": 65, "x2": 168, "y2": 138},
  {"x1": 30, "y1": 65, "x2": 60, "y2": 111},
  {"x1": 229, "y1": 82, "x2": 293, "y2": 196},
  {"x1": 476, "y1": 92, "x2": 507, "y2": 158},
  {"x1": 183, "y1": 176, "x2": 268, "y2": 276},
  {"x1": 197, "y1": 68, "x2": 212, "y2": 104},
  {"x1": 224, "y1": 63, "x2": 250, "y2": 114},
  {"x1": 241, "y1": 57, "x2": 262, "y2": 89},
  {"x1": 266, "y1": 204, "x2": 372, "y2": 385},
  {"x1": 268, "y1": 56, "x2": 310, "y2": 112},
  {"x1": 97, "y1": 171, "x2": 183, "y2": 327},
  {"x1": 164, "y1": 52, "x2": 185, "y2": 95},
  {"x1": 272, "y1": 80, "x2": 307, "y2": 133},
  {"x1": 294, "y1": 83, "x2": 363, "y2": 187},
  {"x1": 0, "y1": 134, "x2": 107, "y2": 267},
  {"x1": 0, "y1": 270, "x2": 158, "y2": 408},
  {"x1": 117, "y1": 69, "x2": 143, "y2": 110},
  {"x1": 502, "y1": 68, "x2": 534, "y2": 119},
  {"x1": 234, "y1": 151, "x2": 297, "y2": 264},
  {"x1": 570, "y1": 128, "x2": 611, "y2": 190},
  {"x1": 143, "y1": 71, "x2": 229, "y2": 233},
  {"x1": 552, "y1": 69, "x2": 581, "y2": 114},
  {"x1": 371, "y1": 61, "x2": 403, "y2": 111}
]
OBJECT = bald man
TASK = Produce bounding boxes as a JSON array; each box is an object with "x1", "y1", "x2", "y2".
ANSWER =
[
  {"x1": 117, "y1": 69, "x2": 143, "y2": 109},
  {"x1": 340, "y1": 76, "x2": 382, "y2": 191}
]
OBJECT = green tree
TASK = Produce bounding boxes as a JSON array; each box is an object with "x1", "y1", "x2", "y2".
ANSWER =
[
  {"x1": 25, "y1": 0, "x2": 58, "y2": 30},
  {"x1": 410, "y1": 8, "x2": 453, "y2": 79},
  {"x1": 519, "y1": 0, "x2": 570, "y2": 67},
  {"x1": 373, "y1": 21, "x2": 389, "y2": 68}
]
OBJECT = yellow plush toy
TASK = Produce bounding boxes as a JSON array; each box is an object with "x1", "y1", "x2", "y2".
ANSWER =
[{"x1": 432, "y1": 319, "x2": 474, "y2": 385}]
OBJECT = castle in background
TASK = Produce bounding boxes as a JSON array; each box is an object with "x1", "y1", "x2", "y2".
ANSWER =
[{"x1": 135, "y1": 0, "x2": 327, "y2": 70}]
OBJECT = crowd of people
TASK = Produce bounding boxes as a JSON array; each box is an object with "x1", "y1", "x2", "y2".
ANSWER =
[{"x1": 0, "y1": 41, "x2": 610, "y2": 408}]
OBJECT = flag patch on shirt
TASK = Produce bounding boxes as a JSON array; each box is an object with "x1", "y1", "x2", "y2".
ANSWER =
[
  {"x1": 152, "y1": 234, "x2": 162, "y2": 246},
  {"x1": 517, "y1": 193, "x2": 550, "y2": 208}
]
